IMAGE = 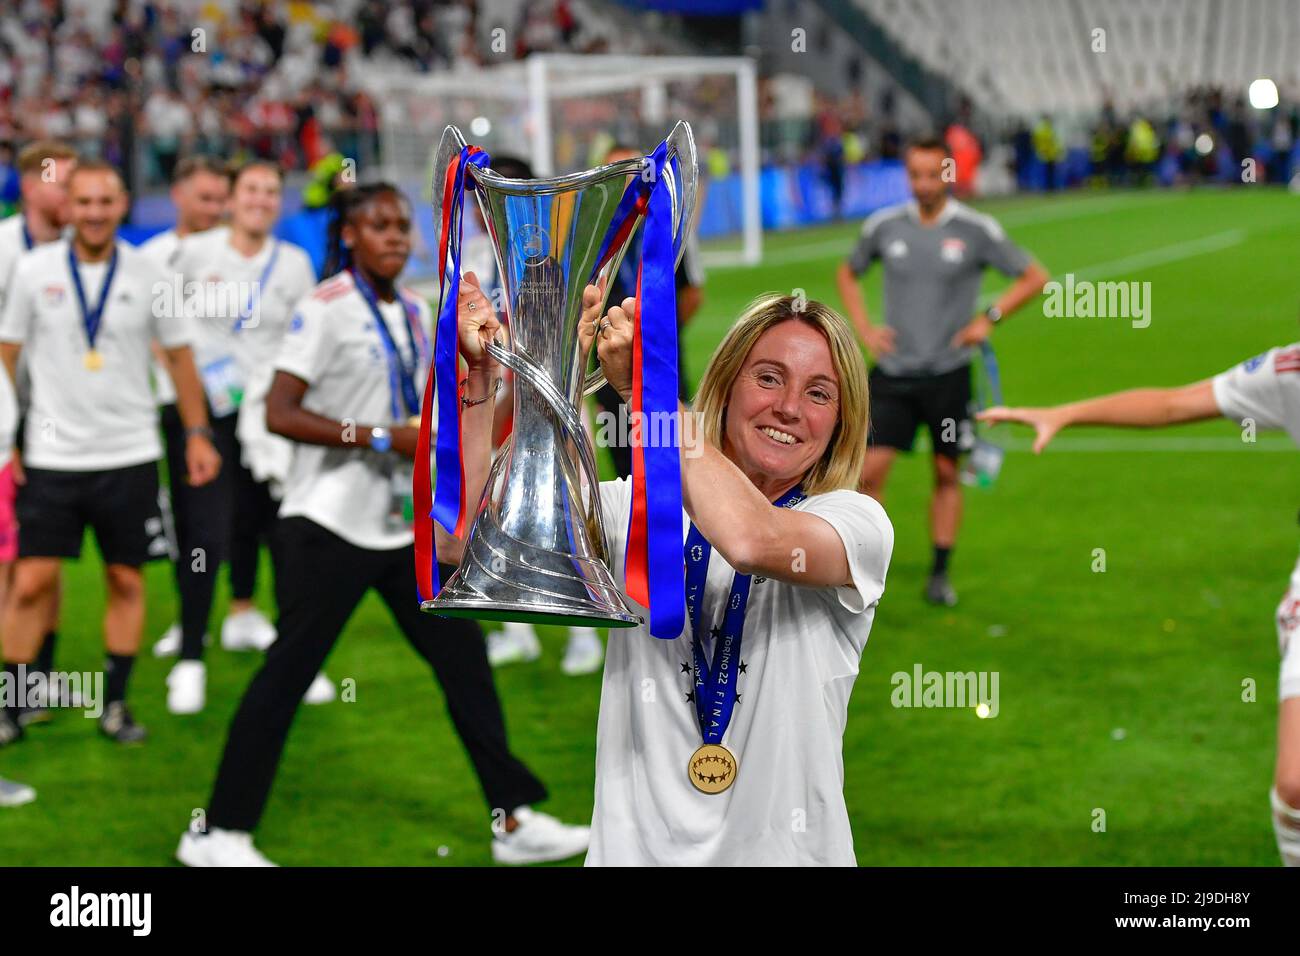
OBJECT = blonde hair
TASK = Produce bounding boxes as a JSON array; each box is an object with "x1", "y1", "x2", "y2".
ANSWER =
[
  {"x1": 16, "y1": 140, "x2": 78, "y2": 176},
  {"x1": 692, "y1": 293, "x2": 869, "y2": 495}
]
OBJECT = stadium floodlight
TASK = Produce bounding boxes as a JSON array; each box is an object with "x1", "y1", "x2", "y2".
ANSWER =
[
  {"x1": 369, "y1": 52, "x2": 762, "y2": 278},
  {"x1": 1248, "y1": 78, "x2": 1279, "y2": 110}
]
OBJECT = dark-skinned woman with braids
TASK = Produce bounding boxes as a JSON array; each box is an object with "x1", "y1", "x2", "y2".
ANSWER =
[{"x1": 177, "y1": 184, "x2": 589, "y2": 866}]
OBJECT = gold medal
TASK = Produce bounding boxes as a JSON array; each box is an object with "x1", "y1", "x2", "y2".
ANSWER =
[
  {"x1": 83, "y1": 350, "x2": 103, "y2": 371},
  {"x1": 688, "y1": 743, "x2": 738, "y2": 794}
]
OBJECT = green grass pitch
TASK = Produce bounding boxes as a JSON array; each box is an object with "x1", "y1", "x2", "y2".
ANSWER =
[{"x1": 2, "y1": 187, "x2": 1297, "y2": 865}]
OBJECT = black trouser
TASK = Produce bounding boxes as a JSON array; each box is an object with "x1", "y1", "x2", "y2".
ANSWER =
[
  {"x1": 229, "y1": 456, "x2": 276, "y2": 600},
  {"x1": 206, "y1": 516, "x2": 547, "y2": 832},
  {"x1": 162, "y1": 404, "x2": 277, "y2": 659}
]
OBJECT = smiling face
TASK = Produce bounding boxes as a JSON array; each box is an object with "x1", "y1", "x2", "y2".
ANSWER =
[
  {"x1": 719, "y1": 318, "x2": 842, "y2": 499},
  {"x1": 68, "y1": 167, "x2": 128, "y2": 252},
  {"x1": 344, "y1": 191, "x2": 412, "y2": 284},
  {"x1": 229, "y1": 165, "x2": 282, "y2": 238}
]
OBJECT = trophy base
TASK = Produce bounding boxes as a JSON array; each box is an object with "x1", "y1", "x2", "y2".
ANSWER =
[{"x1": 421, "y1": 599, "x2": 641, "y2": 629}]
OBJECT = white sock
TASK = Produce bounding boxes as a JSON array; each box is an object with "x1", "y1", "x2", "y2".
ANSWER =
[
  {"x1": 1270, "y1": 787, "x2": 1300, "y2": 867},
  {"x1": 570, "y1": 626, "x2": 600, "y2": 643}
]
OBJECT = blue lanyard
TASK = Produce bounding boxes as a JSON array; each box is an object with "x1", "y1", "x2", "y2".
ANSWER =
[
  {"x1": 235, "y1": 239, "x2": 280, "y2": 332},
  {"x1": 21, "y1": 218, "x2": 33, "y2": 250},
  {"x1": 683, "y1": 484, "x2": 805, "y2": 743},
  {"x1": 973, "y1": 341, "x2": 1003, "y2": 411},
  {"x1": 67, "y1": 243, "x2": 119, "y2": 352},
  {"x1": 350, "y1": 268, "x2": 426, "y2": 420}
]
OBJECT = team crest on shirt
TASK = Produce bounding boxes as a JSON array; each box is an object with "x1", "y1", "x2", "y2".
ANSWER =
[
  {"x1": 941, "y1": 237, "x2": 967, "y2": 263},
  {"x1": 288, "y1": 311, "x2": 305, "y2": 334},
  {"x1": 42, "y1": 285, "x2": 65, "y2": 306},
  {"x1": 1243, "y1": 353, "x2": 1267, "y2": 373},
  {"x1": 885, "y1": 239, "x2": 908, "y2": 259}
]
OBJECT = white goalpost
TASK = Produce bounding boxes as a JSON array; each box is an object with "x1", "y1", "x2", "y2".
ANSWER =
[{"x1": 370, "y1": 52, "x2": 762, "y2": 281}]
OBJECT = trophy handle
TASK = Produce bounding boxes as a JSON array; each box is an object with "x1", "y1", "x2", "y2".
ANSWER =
[
  {"x1": 430, "y1": 125, "x2": 469, "y2": 260},
  {"x1": 664, "y1": 120, "x2": 699, "y2": 267},
  {"x1": 580, "y1": 122, "x2": 697, "y2": 399},
  {"x1": 582, "y1": 367, "x2": 607, "y2": 397}
]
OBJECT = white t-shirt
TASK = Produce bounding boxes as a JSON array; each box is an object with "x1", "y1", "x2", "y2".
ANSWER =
[
  {"x1": 1212, "y1": 343, "x2": 1300, "y2": 445},
  {"x1": 586, "y1": 478, "x2": 894, "y2": 866},
  {"x1": 0, "y1": 214, "x2": 36, "y2": 315},
  {"x1": 171, "y1": 227, "x2": 315, "y2": 484},
  {"x1": 0, "y1": 214, "x2": 56, "y2": 409},
  {"x1": 169, "y1": 227, "x2": 314, "y2": 406},
  {"x1": 0, "y1": 352, "x2": 16, "y2": 471},
  {"x1": 0, "y1": 239, "x2": 195, "y2": 471},
  {"x1": 139, "y1": 226, "x2": 185, "y2": 406},
  {"x1": 274, "y1": 271, "x2": 433, "y2": 550}
]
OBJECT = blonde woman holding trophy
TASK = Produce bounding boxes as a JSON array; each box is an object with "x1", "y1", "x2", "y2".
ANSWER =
[{"x1": 449, "y1": 275, "x2": 895, "y2": 865}]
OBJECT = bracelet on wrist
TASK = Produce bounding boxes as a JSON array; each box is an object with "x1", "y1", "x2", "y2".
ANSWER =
[
  {"x1": 185, "y1": 425, "x2": 214, "y2": 441},
  {"x1": 460, "y1": 376, "x2": 502, "y2": 409}
]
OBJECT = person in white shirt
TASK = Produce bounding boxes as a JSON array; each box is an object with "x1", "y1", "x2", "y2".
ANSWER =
[
  {"x1": 0, "y1": 161, "x2": 220, "y2": 748},
  {"x1": 0, "y1": 365, "x2": 35, "y2": 805},
  {"x1": 981, "y1": 348, "x2": 1300, "y2": 867},
  {"x1": 177, "y1": 183, "x2": 590, "y2": 867},
  {"x1": 139, "y1": 154, "x2": 230, "y2": 408},
  {"x1": 449, "y1": 280, "x2": 894, "y2": 866},
  {"x1": 0, "y1": 139, "x2": 78, "y2": 728},
  {"x1": 147, "y1": 160, "x2": 321, "y2": 715}
]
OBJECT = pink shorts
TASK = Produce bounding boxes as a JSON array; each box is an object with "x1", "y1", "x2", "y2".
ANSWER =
[{"x1": 0, "y1": 462, "x2": 16, "y2": 563}]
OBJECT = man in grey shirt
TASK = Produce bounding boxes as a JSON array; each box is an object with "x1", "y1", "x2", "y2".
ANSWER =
[{"x1": 837, "y1": 136, "x2": 1048, "y2": 606}]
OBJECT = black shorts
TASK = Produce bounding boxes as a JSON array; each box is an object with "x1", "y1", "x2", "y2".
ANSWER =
[
  {"x1": 867, "y1": 364, "x2": 973, "y2": 458},
  {"x1": 17, "y1": 461, "x2": 172, "y2": 567}
]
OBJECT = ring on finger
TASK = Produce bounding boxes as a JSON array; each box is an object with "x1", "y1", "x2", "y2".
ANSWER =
[{"x1": 468, "y1": 300, "x2": 477, "y2": 311}]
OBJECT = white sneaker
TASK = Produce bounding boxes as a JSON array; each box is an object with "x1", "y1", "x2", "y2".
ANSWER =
[
  {"x1": 166, "y1": 660, "x2": 206, "y2": 715},
  {"x1": 303, "y1": 673, "x2": 335, "y2": 705},
  {"x1": 221, "y1": 608, "x2": 277, "y2": 652},
  {"x1": 152, "y1": 623, "x2": 212, "y2": 658},
  {"x1": 487, "y1": 622, "x2": 542, "y2": 667},
  {"x1": 492, "y1": 806, "x2": 590, "y2": 865},
  {"x1": 177, "y1": 827, "x2": 278, "y2": 867},
  {"x1": 0, "y1": 777, "x2": 36, "y2": 807},
  {"x1": 560, "y1": 627, "x2": 604, "y2": 676}
]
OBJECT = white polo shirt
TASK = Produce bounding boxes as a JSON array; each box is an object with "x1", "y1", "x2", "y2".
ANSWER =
[
  {"x1": 274, "y1": 271, "x2": 433, "y2": 550},
  {"x1": 587, "y1": 478, "x2": 894, "y2": 866},
  {"x1": 1212, "y1": 343, "x2": 1300, "y2": 446},
  {"x1": 0, "y1": 239, "x2": 195, "y2": 471}
]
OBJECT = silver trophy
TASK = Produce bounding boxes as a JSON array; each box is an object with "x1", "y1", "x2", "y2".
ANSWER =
[{"x1": 424, "y1": 122, "x2": 698, "y2": 628}]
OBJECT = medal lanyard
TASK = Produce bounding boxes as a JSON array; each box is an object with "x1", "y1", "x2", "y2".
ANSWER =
[
  {"x1": 683, "y1": 484, "x2": 805, "y2": 743},
  {"x1": 67, "y1": 243, "x2": 119, "y2": 354},
  {"x1": 350, "y1": 268, "x2": 426, "y2": 420},
  {"x1": 234, "y1": 239, "x2": 281, "y2": 332},
  {"x1": 973, "y1": 341, "x2": 1003, "y2": 412},
  {"x1": 21, "y1": 218, "x2": 33, "y2": 251}
]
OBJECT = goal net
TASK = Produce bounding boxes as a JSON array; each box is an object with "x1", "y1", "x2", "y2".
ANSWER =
[{"x1": 371, "y1": 52, "x2": 762, "y2": 287}]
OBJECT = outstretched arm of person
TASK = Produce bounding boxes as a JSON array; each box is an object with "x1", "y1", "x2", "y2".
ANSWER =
[{"x1": 978, "y1": 380, "x2": 1219, "y2": 453}]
